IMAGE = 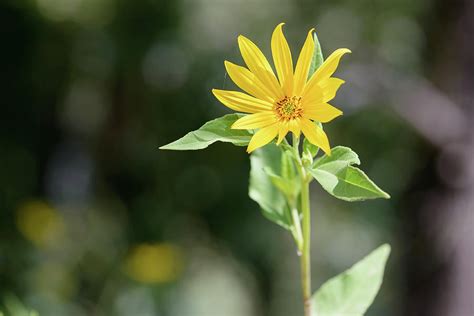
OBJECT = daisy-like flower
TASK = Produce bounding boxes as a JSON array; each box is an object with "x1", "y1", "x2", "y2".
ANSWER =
[{"x1": 212, "y1": 23, "x2": 350, "y2": 154}]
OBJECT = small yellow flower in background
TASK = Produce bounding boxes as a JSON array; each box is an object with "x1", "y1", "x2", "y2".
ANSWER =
[
  {"x1": 212, "y1": 23, "x2": 350, "y2": 154},
  {"x1": 124, "y1": 243, "x2": 182, "y2": 284},
  {"x1": 16, "y1": 200, "x2": 65, "y2": 248}
]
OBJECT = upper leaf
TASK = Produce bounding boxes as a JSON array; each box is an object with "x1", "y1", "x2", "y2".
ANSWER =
[
  {"x1": 160, "y1": 114, "x2": 252, "y2": 150},
  {"x1": 249, "y1": 144, "x2": 293, "y2": 230},
  {"x1": 314, "y1": 146, "x2": 360, "y2": 169},
  {"x1": 308, "y1": 32, "x2": 324, "y2": 78},
  {"x1": 309, "y1": 166, "x2": 390, "y2": 201},
  {"x1": 309, "y1": 147, "x2": 389, "y2": 201},
  {"x1": 312, "y1": 244, "x2": 391, "y2": 316}
]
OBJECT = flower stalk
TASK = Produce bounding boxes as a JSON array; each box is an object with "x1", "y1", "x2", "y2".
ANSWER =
[
  {"x1": 292, "y1": 134, "x2": 312, "y2": 315},
  {"x1": 300, "y1": 169, "x2": 312, "y2": 316}
]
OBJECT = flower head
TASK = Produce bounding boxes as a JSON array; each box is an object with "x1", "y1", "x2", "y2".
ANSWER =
[{"x1": 212, "y1": 23, "x2": 350, "y2": 154}]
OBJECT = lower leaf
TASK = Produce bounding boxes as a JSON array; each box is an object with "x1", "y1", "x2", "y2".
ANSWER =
[{"x1": 312, "y1": 244, "x2": 391, "y2": 316}]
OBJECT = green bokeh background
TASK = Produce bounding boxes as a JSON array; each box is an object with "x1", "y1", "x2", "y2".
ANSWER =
[{"x1": 1, "y1": 0, "x2": 472, "y2": 315}]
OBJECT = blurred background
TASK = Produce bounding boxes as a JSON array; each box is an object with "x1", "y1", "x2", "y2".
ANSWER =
[{"x1": 0, "y1": 0, "x2": 473, "y2": 315}]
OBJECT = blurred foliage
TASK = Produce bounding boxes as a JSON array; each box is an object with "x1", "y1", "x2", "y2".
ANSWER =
[
  {"x1": 0, "y1": 0, "x2": 467, "y2": 315},
  {"x1": 1, "y1": 295, "x2": 39, "y2": 316}
]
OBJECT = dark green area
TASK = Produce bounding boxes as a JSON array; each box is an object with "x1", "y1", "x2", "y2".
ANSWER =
[{"x1": 0, "y1": 0, "x2": 467, "y2": 315}]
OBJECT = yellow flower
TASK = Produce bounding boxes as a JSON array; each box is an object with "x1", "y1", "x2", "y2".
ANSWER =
[{"x1": 212, "y1": 23, "x2": 350, "y2": 154}]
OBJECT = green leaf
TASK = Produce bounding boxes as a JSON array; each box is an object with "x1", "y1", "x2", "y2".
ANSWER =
[
  {"x1": 281, "y1": 150, "x2": 297, "y2": 180},
  {"x1": 249, "y1": 144, "x2": 292, "y2": 230},
  {"x1": 3, "y1": 294, "x2": 38, "y2": 316},
  {"x1": 309, "y1": 165, "x2": 390, "y2": 201},
  {"x1": 160, "y1": 114, "x2": 252, "y2": 150},
  {"x1": 314, "y1": 146, "x2": 360, "y2": 169},
  {"x1": 308, "y1": 32, "x2": 324, "y2": 78},
  {"x1": 309, "y1": 147, "x2": 389, "y2": 201},
  {"x1": 303, "y1": 137, "x2": 319, "y2": 158},
  {"x1": 265, "y1": 150, "x2": 301, "y2": 205},
  {"x1": 264, "y1": 167, "x2": 293, "y2": 197},
  {"x1": 312, "y1": 244, "x2": 391, "y2": 316}
]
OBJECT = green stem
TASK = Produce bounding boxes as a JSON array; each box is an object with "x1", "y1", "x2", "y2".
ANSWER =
[
  {"x1": 292, "y1": 134, "x2": 312, "y2": 316},
  {"x1": 300, "y1": 167, "x2": 312, "y2": 316},
  {"x1": 291, "y1": 206, "x2": 303, "y2": 251}
]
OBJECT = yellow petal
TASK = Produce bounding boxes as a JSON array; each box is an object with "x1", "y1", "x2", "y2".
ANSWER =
[
  {"x1": 238, "y1": 35, "x2": 284, "y2": 100},
  {"x1": 276, "y1": 121, "x2": 289, "y2": 144},
  {"x1": 303, "y1": 77, "x2": 345, "y2": 105},
  {"x1": 224, "y1": 61, "x2": 275, "y2": 102},
  {"x1": 247, "y1": 123, "x2": 280, "y2": 153},
  {"x1": 304, "y1": 48, "x2": 350, "y2": 96},
  {"x1": 293, "y1": 28, "x2": 315, "y2": 96},
  {"x1": 303, "y1": 103, "x2": 343, "y2": 123},
  {"x1": 314, "y1": 48, "x2": 351, "y2": 79},
  {"x1": 320, "y1": 78, "x2": 345, "y2": 103},
  {"x1": 271, "y1": 23, "x2": 293, "y2": 95},
  {"x1": 300, "y1": 118, "x2": 331, "y2": 155},
  {"x1": 212, "y1": 89, "x2": 273, "y2": 113},
  {"x1": 288, "y1": 118, "x2": 301, "y2": 138},
  {"x1": 231, "y1": 112, "x2": 277, "y2": 130}
]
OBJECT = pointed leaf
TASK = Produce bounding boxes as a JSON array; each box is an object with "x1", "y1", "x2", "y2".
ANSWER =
[
  {"x1": 312, "y1": 244, "x2": 391, "y2": 316},
  {"x1": 309, "y1": 165, "x2": 390, "y2": 201},
  {"x1": 309, "y1": 147, "x2": 389, "y2": 201},
  {"x1": 308, "y1": 32, "x2": 324, "y2": 78},
  {"x1": 160, "y1": 114, "x2": 251, "y2": 150}
]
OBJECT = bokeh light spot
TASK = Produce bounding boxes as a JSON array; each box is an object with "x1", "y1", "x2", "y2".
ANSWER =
[
  {"x1": 16, "y1": 200, "x2": 65, "y2": 249},
  {"x1": 35, "y1": 0, "x2": 114, "y2": 26},
  {"x1": 124, "y1": 243, "x2": 182, "y2": 284}
]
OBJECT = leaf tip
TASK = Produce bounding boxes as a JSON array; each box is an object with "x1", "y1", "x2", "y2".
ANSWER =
[
  {"x1": 379, "y1": 243, "x2": 391, "y2": 254},
  {"x1": 375, "y1": 243, "x2": 391, "y2": 262},
  {"x1": 381, "y1": 191, "x2": 391, "y2": 199}
]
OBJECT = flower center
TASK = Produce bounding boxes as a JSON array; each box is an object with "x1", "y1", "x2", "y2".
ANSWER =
[{"x1": 275, "y1": 96, "x2": 303, "y2": 121}]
